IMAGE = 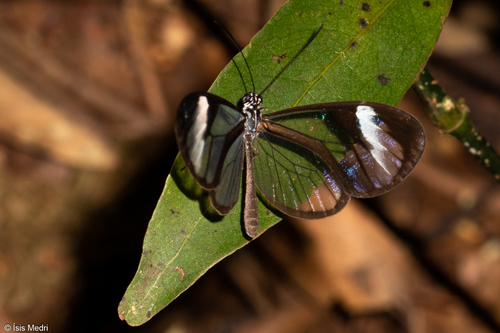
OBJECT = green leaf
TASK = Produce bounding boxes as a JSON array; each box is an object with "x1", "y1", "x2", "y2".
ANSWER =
[{"x1": 119, "y1": 0, "x2": 452, "y2": 326}]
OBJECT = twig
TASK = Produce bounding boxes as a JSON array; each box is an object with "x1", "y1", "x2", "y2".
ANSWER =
[{"x1": 413, "y1": 68, "x2": 500, "y2": 182}]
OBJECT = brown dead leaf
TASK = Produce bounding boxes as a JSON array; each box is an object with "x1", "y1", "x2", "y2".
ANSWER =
[
  {"x1": 0, "y1": 68, "x2": 119, "y2": 170},
  {"x1": 293, "y1": 201, "x2": 413, "y2": 314}
]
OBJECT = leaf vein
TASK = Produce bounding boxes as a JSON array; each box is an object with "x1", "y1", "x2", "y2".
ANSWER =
[{"x1": 293, "y1": 0, "x2": 397, "y2": 106}]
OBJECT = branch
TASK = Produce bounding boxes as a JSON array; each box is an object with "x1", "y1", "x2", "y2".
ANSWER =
[{"x1": 413, "y1": 68, "x2": 500, "y2": 182}]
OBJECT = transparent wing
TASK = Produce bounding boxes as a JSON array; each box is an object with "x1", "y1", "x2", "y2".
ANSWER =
[
  {"x1": 209, "y1": 134, "x2": 244, "y2": 214},
  {"x1": 252, "y1": 124, "x2": 350, "y2": 219},
  {"x1": 262, "y1": 101, "x2": 425, "y2": 200},
  {"x1": 176, "y1": 92, "x2": 245, "y2": 189}
]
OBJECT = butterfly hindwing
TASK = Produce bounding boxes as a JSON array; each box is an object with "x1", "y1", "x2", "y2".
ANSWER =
[
  {"x1": 252, "y1": 121, "x2": 351, "y2": 219},
  {"x1": 209, "y1": 133, "x2": 244, "y2": 214}
]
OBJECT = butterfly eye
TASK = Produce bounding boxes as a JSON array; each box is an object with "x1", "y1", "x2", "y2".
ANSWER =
[{"x1": 242, "y1": 92, "x2": 262, "y2": 106}]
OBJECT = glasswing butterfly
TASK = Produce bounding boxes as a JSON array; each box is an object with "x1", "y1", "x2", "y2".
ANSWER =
[{"x1": 175, "y1": 24, "x2": 425, "y2": 238}]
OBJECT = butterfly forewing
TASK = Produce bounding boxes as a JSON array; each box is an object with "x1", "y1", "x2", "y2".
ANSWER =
[
  {"x1": 338, "y1": 103, "x2": 425, "y2": 197},
  {"x1": 261, "y1": 101, "x2": 425, "y2": 202},
  {"x1": 176, "y1": 92, "x2": 245, "y2": 191}
]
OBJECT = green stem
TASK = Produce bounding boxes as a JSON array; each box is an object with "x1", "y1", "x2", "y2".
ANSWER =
[{"x1": 413, "y1": 68, "x2": 500, "y2": 182}]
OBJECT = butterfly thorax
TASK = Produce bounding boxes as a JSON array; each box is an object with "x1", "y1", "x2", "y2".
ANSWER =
[{"x1": 242, "y1": 92, "x2": 262, "y2": 135}]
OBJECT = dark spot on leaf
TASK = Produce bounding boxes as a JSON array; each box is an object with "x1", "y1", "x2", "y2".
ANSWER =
[
  {"x1": 350, "y1": 41, "x2": 357, "y2": 49},
  {"x1": 362, "y1": 3, "x2": 370, "y2": 11},
  {"x1": 339, "y1": 0, "x2": 344, "y2": 4},
  {"x1": 180, "y1": 229, "x2": 186, "y2": 235},
  {"x1": 359, "y1": 18, "x2": 368, "y2": 28},
  {"x1": 142, "y1": 249, "x2": 152, "y2": 256},
  {"x1": 298, "y1": 13, "x2": 304, "y2": 17},
  {"x1": 423, "y1": 1, "x2": 430, "y2": 7},
  {"x1": 272, "y1": 53, "x2": 287, "y2": 64},
  {"x1": 149, "y1": 264, "x2": 153, "y2": 268},
  {"x1": 328, "y1": 12, "x2": 332, "y2": 16},
  {"x1": 180, "y1": 166, "x2": 186, "y2": 171},
  {"x1": 157, "y1": 262, "x2": 164, "y2": 267},
  {"x1": 377, "y1": 74, "x2": 390, "y2": 86},
  {"x1": 146, "y1": 311, "x2": 151, "y2": 318}
]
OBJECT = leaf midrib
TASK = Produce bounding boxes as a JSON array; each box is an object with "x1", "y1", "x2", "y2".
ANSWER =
[
  {"x1": 132, "y1": 201, "x2": 205, "y2": 314},
  {"x1": 293, "y1": 0, "x2": 397, "y2": 107}
]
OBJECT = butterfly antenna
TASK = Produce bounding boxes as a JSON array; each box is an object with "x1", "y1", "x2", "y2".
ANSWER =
[
  {"x1": 214, "y1": 21, "x2": 256, "y2": 93},
  {"x1": 259, "y1": 23, "x2": 324, "y2": 96}
]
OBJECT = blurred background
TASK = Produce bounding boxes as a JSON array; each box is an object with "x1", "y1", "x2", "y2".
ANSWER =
[{"x1": 0, "y1": 0, "x2": 500, "y2": 332}]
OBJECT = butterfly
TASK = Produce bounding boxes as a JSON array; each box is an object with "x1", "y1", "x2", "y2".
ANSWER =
[{"x1": 175, "y1": 24, "x2": 425, "y2": 238}]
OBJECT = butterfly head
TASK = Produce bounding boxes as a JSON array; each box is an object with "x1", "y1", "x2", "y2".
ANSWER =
[
  {"x1": 242, "y1": 92, "x2": 263, "y2": 109},
  {"x1": 242, "y1": 92, "x2": 262, "y2": 133}
]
